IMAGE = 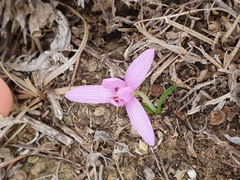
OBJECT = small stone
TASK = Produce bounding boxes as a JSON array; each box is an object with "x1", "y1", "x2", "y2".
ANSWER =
[
  {"x1": 13, "y1": 170, "x2": 27, "y2": 180},
  {"x1": 187, "y1": 169, "x2": 197, "y2": 179},
  {"x1": 130, "y1": 126, "x2": 140, "y2": 138},
  {"x1": 82, "y1": 79, "x2": 87, "y2": 84},
  {"x1": 94, "y1": 106, "x2": 105, "y2": 116},
  {"x1": 88, "y1": 59, "x2": 98, "y2": 72},
  {"x1": 115, "y1": 118, "x2": 129, "y2": 126},
  {"x1": 94, "y1": 116, "x2": 105, "y2": 125},
  {"x1": 138, "y1": 140, "x2": 148, "y2": 153}
]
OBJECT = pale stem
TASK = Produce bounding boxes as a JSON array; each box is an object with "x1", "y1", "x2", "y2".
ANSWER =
[{"x1": 134, "y1": 91, "x2": 157, "y2": 112}]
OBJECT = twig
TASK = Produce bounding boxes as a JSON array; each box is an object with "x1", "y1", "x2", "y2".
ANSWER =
[
  {"x1": 83, "y1": 44, "x2": 125, "y2": 78},
  {"x1": 22, "y1": 115, "x2": 73, "y2": 146},
  {"x1": 55, "y1": 161, "x2": 62, "y2": 180},
  {"x1": 70, "y1": 56, "x2": 80, "y2": 86},
  {"x1": 187, "y1": 92, "x2": 231, "y2": 115},
  {"x1": 187, "y1": 118, "x2": 208, "y2": 133},
  {"x1": 165, "y1": 18, "x2": 214, "y2": 46},
  {"x1": 0, "y1": 149, "x2": 39, "y2": 168},
  {"x1": 181, "y1": 80, "x2": 214, "y2": 101},
  {"x1": 46, "y1": 88, "x2": 63, "y2": 120},
  {"x1": 55, "y1": 122, "x2": 90, "y2": 153},
  {"x1": 150, "y1": 148, "x2": 169, "y2": 180}
]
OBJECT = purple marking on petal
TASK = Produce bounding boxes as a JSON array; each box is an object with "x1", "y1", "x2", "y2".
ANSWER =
[
  {"x1": 125, "y1": 49, "x2": 155, "y2": 91},
  {"x1": 109, "y1": 98, "x2": 126, "y2": 106},
  {"x1": 125, "y1": 97, "x2": 155, "y2": 146},
  {"x1": 102, "y1": 78, "x2": 126, "y2": 89},
  {"x1": 65, "y1": 85, "x2": 114, "y2": 104}
]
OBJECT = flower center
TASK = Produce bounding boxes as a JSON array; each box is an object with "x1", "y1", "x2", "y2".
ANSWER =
[{"x1": 112, "y1": 87, "x2": 124, "y2": 104}]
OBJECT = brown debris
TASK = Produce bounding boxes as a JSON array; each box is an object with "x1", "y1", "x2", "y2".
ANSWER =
[
  {"x1": 210, "y1": 110, "x2": 226, "y2": 126},
  {"x1": 150, "y1": 84, "x2": 164, "y2": 97}
]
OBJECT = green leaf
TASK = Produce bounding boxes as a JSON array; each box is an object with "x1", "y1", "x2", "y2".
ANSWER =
[
  {"x1": 142, "y1": 103, "x2": 156, "y2": 115},
  {"x1": 157, "y1": 84, "x2": 177, "y2": 114}
]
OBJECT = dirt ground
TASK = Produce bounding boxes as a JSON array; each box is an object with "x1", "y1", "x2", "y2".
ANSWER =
[{"x1": 1, "y1": 0, "x2": 240, "y2": 179}]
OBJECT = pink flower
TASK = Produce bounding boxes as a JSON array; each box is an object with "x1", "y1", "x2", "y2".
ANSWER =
[{"x1": 65, "y1": 49, "x2": 155, "y2": 146}]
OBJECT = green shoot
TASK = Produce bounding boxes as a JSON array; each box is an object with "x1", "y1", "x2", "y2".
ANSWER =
[{"x1": 157, "y1": 85, "x2": 177, "y2": 114}]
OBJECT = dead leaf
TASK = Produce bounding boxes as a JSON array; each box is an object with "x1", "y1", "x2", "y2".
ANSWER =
[
  {"x1": 144, "y1": 167, "x2": 155, "y2": 180},
  {"x1": 224, "y1": 134, "x2": 240, "y2": 145},
  {"x1": 0, "y1": 148, "x2": 12, "y2": 159},
  {"x1": 29, "y1": 0, "x2": 58, "y2": 37},
  {"x1": 50, "y1": 10, "x2": 71, "y2": 51},
  {"x1": 184, "y1": 131, "x2": 197, "y2": 158}
]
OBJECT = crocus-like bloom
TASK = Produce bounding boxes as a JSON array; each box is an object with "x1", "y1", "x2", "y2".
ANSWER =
[{"x1": 65, "y1": 49, "x2": 155, "y2": 146}]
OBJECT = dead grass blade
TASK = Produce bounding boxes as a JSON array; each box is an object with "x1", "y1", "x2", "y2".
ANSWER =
[
  {"x1": 165, "y1": 18, "x2": 214, "y2": 46},
  {"x1": 150, "y1": 54, "x2": 178, "y2": 84},
  {"x1": 169, "y1": 60, "x2": 191, "y2": 89},
  {"x1": 221, "y1": 14, "x2": 240, "y2": 44},
  {"x1": 55, "y1": 123, "x2": 90, "y2": 153},
  {"x1": 187, "y1": 92, "x2": 231, "y2": 115},
  {"x1": 53, "y1": 87, "x2": 77, "y2": 95},
  {"x1": 181, "y1": 80, "x2": 214, "y2": 101},
  {"x1": 214, "y1": 0, "x2": 238, "y2": 18},
  {"x1": 43, "y1": 3, "x2": 89, "y2": 87},
  {"x1": 223, "y1": 39, "x2": 240, "y2": 69},
  {"x1": 83, "y1": 44, "x2": 125, "y2": 78},
  {"x1": 0, "y1": 64, "x2": 44, "y2": 99},
  {"x1": 1, "y1": 98, "x2": 42, "y2": 147},
  {"x1": 135, "y1": 22, "x2": 205, "y2": 64},
  {"x1": 46, "y1": 89, "x2": 63, "y2": 120},
  {"x1": 194, "y1": 45, "x2": 223, "y2": 69},
  {"x1": 137, "y1": 8, "x2": 238, "y2": 23},
  {"x1": 22, "y1": 115, "x2": 73, "y2": 146},
  {"x1": 135, "y1": 22, "x2": 187, "y2": 55}
]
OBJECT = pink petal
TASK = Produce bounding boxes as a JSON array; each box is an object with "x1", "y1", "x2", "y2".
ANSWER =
[
  {"x1": 125, "y1": 49, "x2": 155, "y2": 91},
  {"x1": 65, "y1": 85, "x2": 114, "y2": 104},
  {"x1": 109, "y1": 98, "x2": 126, "y2": 106},
  {"x1": 102, "y1": 78, "x2": 126, "y2": 89},
  {"x1": 117, "y1": 87, "x2": 133, "y2": 102},
  {"x1": 125, "y1": 97, "x2": 155, "y2": 146}
]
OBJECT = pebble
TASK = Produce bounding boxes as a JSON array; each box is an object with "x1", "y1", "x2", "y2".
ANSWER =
[
  {"x1": 88, "y1": 59, "x2": 98, "y2": 72},
  {"x1": 94, "y1": 106, "x2": 105, "y2": 116},
  {"x1": 115, "y1": 118, "x2": 129, "y2": 126},
  {"x1": 130, "y1": 126, "x2": 140, "y2": 138},
  {"x1": 187, "y1": 169, "x2": 197, "y2": 179}
]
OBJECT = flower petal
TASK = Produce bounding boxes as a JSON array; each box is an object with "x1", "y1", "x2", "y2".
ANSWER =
[
  {"x1": 117, "y1": 87, "x2": 133, "y2": 102},
  {"x1": 125, "y1": 97, "x2": 155, "y2": 146},
  {"x1": 65, "y1": 85, "x2": 114, "y2": 104},
  {"x1": 102, "y1": 78, "x2": 126, "y2": 89},
  {"x1": 125, "y1": 49, "x2": 155, "y2": 90},
  {"x1": 109, "y1": 98, "x2": 126, "y2": 106}
]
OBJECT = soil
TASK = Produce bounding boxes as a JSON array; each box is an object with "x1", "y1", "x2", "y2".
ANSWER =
[{"x1": 0, "y1": 0, "x2": 240, "y2": 180}]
